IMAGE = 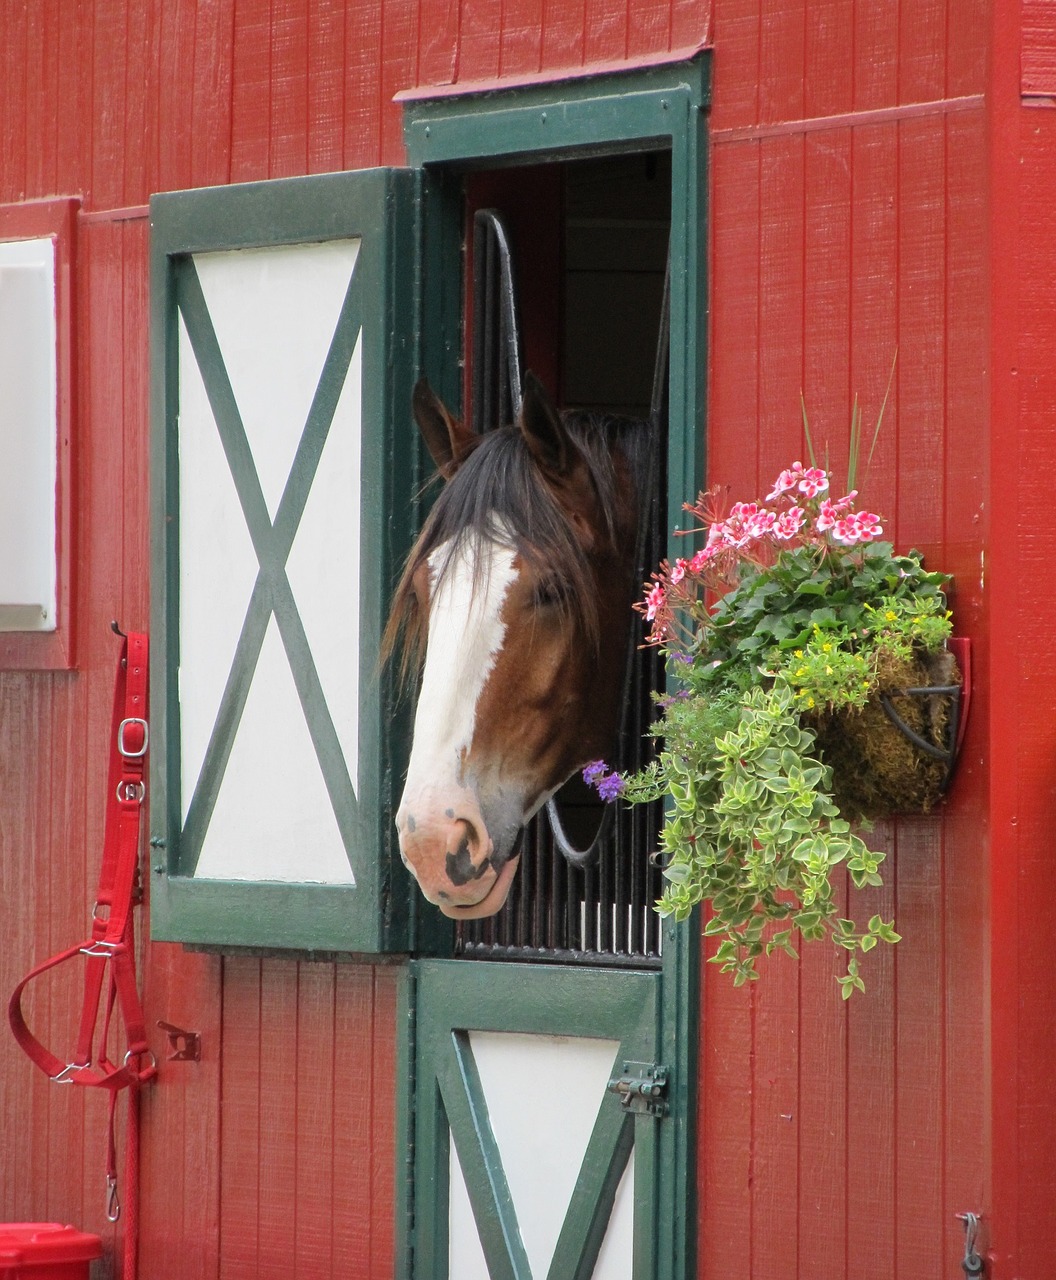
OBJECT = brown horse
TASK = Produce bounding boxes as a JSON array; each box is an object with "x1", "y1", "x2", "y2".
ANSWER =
[{"x1": 386, "y1": 373, "x2": 655, "y2": 919}]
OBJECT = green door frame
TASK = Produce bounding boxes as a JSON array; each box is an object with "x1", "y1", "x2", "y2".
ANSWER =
[{"x1": 398, "y1": 54, "x2": 711, "y2": 1280}]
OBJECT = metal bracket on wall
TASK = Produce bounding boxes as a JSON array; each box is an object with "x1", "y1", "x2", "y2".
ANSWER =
[{"x1": 157, "y1": 1021, "x2": 201, "y2": 1063}]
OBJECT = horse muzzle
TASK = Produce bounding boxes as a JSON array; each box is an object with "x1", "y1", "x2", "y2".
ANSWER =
[{"x1": 396, "y1": 801, "x2": 523, "y2": 918}]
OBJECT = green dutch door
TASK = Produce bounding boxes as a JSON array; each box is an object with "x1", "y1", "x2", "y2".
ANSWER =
[
  {"x1": 400, "y1": 55, "x2": 710, "y2": 1280},
  {"x1": 413, "y1": 962, "x2": 664, "y2": 1280}
]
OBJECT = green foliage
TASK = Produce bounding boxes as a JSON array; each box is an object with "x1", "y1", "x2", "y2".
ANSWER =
[
  {"x1": 634, "y1": 676, "x2": 904, "y2": 991},
  {"x1": 698, "y1": 541, "x2": 949, "y2": 686}
]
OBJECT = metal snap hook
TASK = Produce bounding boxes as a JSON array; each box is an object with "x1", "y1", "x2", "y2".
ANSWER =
[{"x1": 106, "y1": 1174, "x2": 121, "y2": 1222}]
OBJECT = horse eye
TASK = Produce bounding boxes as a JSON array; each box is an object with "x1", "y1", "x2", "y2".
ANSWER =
[{"x1": 533, "y1": 577, "x2": 568, "y2": 609}]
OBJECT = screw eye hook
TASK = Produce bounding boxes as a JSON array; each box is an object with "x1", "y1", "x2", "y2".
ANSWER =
[{"x1": 956, "y1": 1212, "x2": 984, "y2": 1277}]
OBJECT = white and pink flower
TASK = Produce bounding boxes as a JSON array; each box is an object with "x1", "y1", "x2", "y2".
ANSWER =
[
  {"x1": 744, "y1": 508, "x2": 777, "y2": 539},
  {"x1": 815, "y1": 491, "x2": 856, "y2": 532},
  {"x1": 829, "y1": 511, "x2": 883, "y2": 546},
  {"x1": 644, "y1": 581, "x2": 667, "y2": 621},
  {"x1": 773, "y1": 507, "x2": 806, "y2": 540},
  {"x1": 852, "y1": 511, "x2": 883, "y2": 541},
  {"x1": 690, "y1": 545, "x2": 718, "y2": 574},
  {"x1": 766, "y1": 464, "x2": 804, "y2": 501},
  {"x1": 797, "y1": 467, "x2": 829, "y2": 499}
]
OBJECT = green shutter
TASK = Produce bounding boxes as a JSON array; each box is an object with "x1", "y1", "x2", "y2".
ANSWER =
[{"x1": 149, "y1": 168, "x2": 419, "y2": 953}]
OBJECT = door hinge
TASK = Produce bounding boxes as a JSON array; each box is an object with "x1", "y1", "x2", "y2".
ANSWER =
[{"x1": 606, "y1": 1061, "x2": 669, "y2": 1117}]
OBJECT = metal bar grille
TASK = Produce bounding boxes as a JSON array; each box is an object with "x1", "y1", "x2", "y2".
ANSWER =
[{"x1": 458, "y1": 207, "x2": 666, "y2": 966}]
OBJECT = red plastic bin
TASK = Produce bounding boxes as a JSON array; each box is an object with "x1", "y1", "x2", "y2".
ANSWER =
[{"x1": 0, "y1": 1225, "x2": 102, "y2": 1280}]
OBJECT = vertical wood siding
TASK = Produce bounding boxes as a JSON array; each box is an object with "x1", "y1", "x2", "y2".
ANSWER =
[
  {"x1": 0, "y1": 1, "x2": 1043, "y2": 1277},
  {"x1": 0, "y1": 3, "x2": 711, "y2": 1278},
  {"x1": 704, "y1": 1, "x2": 990, "y2": 1275},
  {"x1": 988, "y1": 0, "x2": 1056, "y2": 1271}
]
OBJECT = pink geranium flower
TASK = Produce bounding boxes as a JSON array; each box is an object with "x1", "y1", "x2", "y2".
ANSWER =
[
  {"x1": 815, "y1": 499, "x2": 839, "y2": 533},
  {"x1": 766, "y1": 464, "x2": 804, "y2": 501},
  {"x1": 644, "y1": 581, "x2": 666, "y2": 621},
  {"x1": 830, "y1": 516, "x2": 860, "y2": 546},
  {"x1": 690, "y1": 545, "x2": 717, "y2": 574},
  {"x1": 830, "y1": 510, "x2": 884, "y2": 546},
  {"x1": 744, "y1": 509, "x2": 777, "y2": 539},
  {"x1": 773, "y1": 507, "x2": 806, "y2": 540},
  {"x1": 853, "y1": 511, "x2": 883, "y2": 541},
  {"x1": 797, "y1": 467, "x2": 829, "y2": 499}
]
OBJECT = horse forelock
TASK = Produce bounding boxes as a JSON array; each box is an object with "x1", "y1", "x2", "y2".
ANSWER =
[{"x1": 384, "y1": 412, "x2": 653, "y2": 681}]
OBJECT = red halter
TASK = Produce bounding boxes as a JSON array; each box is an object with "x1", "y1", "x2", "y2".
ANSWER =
[{"x1": 8, "y1": 629, "x2": 155, "y2": 1277}]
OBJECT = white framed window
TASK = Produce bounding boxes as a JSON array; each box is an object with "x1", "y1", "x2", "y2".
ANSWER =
[
  {"x1": 0, "y1": 197, "x2": 77, "y2": 670},
  {"x1": 0, "y1": 236, "x2": 58, "y2": 633}
]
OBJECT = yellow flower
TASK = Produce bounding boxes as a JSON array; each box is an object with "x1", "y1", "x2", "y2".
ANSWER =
[
  {"x1": 822, "y1": 642, "x2": 832, "y2": 653},
  {"x1": 885, "y1": 610, "x2": 897, "y2": 621}
]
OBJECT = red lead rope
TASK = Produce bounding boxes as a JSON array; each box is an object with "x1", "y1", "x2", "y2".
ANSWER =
[{"x1": 8, "y1": 630, "x2": 155, "y2": 1280}]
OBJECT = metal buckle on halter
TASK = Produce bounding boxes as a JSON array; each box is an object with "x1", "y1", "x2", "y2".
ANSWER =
[
  {"x1": 80, "y1": 939, "x2": 122, "y2": 958},
  {"x1": 117, "y1": 717, "x2": 149, "y2": 759},
  {"x1": 116, "y1": 779, "x2": 146, "y2": 805},
  {"x1": 51, "y1": 1062, "x2": 80, "y2": 1085}
]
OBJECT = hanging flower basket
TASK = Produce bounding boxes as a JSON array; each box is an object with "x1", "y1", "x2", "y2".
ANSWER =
[{"x1": 584, "y1": 450, "x2": 971, "y2": 998}]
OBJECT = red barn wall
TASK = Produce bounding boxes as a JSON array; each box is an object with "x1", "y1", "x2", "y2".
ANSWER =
[
  {"x1": 702, "y1": 2, "x2": 994, "y2": 1277},
  {"x1": 3, "y1": 2, "x2": 1052, "y2": 1278},
  {"x1": 988, "y1": 2, "x2": 1056, "y2": 1275},
  {"x1": 0, "y1": 4, "x2": 711, "y2": 1279}
]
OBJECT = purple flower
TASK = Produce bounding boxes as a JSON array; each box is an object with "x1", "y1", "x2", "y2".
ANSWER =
[
  {"x1": 582, "y1": 760, "x2": 609, "y2": 786},
  {"x1": 583, "y1": 760, "x2": 625, "y2": 802},
  {"x1": 596, "y1": 772, "x2": 626, "y2": 802}
]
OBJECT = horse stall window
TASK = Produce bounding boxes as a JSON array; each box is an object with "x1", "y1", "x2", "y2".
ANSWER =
[{"x1": 455, "y1": 152, "x2": 671, "y2": 968}]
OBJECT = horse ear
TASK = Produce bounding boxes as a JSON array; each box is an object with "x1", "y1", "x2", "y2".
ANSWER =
[
  {"x1": 518, "y1": 372, "x2": 579, "y2": 481},
  {"x1": 412, "y1": 378, "x2": 476, "y2": 479}
]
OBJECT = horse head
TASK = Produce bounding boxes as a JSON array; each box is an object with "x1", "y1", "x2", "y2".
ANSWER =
[{"x1": 387, "y1": 373, "x2": 650, "y2": 919}]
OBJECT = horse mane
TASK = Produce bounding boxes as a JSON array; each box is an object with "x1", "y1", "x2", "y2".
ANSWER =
[{"x1": 382, "y1": 410, "x2": 656, "y2": 684}]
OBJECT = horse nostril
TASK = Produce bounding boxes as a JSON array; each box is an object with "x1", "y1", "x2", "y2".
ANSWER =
[{"x1": 445, "y1": 823, "x2": 491, "y2": 886}]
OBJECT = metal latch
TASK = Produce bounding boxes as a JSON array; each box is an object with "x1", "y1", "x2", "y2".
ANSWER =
[{"x1": 606, "y1": 1061, "x2": 669, "y2": 1116}]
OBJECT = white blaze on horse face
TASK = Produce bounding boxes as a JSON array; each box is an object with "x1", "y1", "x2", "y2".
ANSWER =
[{"x1": 400, "y1": 532, "x2": 518, "y2": 830}]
